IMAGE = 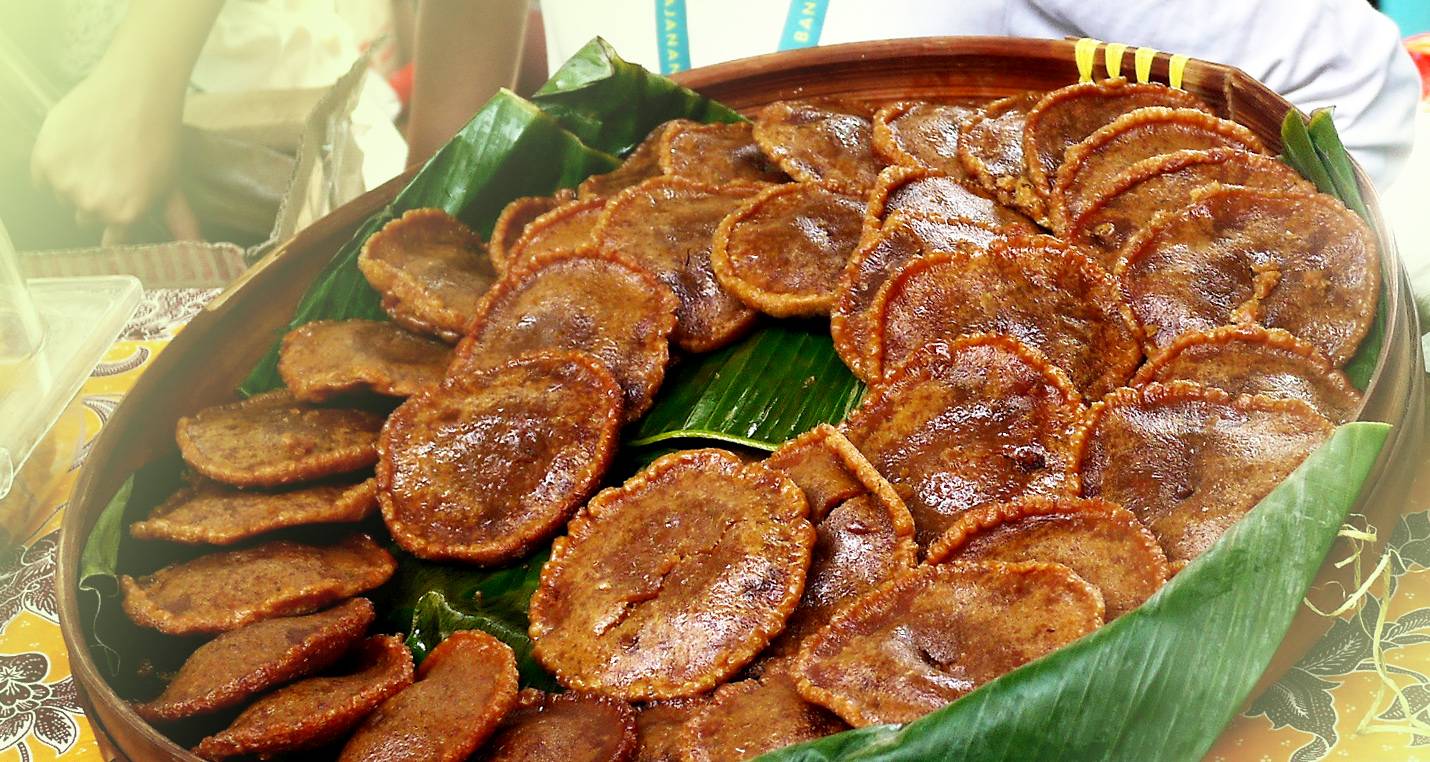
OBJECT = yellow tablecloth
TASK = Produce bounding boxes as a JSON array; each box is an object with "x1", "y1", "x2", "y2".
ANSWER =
[
  {"x1": 3, "y1": 331, "x2": 1430, "y2": 761},
  {"x1": 0, "y1": 339, "x2": 164, "y2": 762}
]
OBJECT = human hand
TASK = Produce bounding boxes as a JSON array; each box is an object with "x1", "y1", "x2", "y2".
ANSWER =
[{"x1": 30, "y1": 55, "x2": 198, "y2": 243}]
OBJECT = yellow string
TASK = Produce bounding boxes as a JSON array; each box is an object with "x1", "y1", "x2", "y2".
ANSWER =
[
  {"x1": 1134, "y1": 46, "x2": 1158, "y2": 84},
  {"x1": 1168, "y1": 53, "x2": 1190, "y2": 89},
  {"x1": 1305, "y1": 552, "x2": 1390, "y2": 618},
  {"x1": 1305, "y1": 517, "x2": 1430, "y2": 738},
  {"x1": 1074, "y1": 38, "x2": 1100, "y2": 83},
  {"x1": 1103, "y1": 42, "x2": 1128, "y2": 80},
  {"x1": 1354, "y1": 548, "x2": 1430, "y2": 739}
]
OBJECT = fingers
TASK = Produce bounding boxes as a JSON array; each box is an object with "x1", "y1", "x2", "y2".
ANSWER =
[
  {"x1": 88, "y1": 193, "x2": 202, "y2": 246},
  {"x1": 163, "y1": 190, "x2": 203, "y2": 242},
  {"x1": 58, "y1": 185, "x2": 143, "y2": 233}
]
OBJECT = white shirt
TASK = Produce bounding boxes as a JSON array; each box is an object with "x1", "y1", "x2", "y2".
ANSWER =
[{"x1": 539, "y1": 0, "x2": 1421, "y2": 187}]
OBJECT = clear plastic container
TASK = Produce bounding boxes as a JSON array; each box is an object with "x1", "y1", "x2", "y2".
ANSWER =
[{"x1": 0, "y1": 221, "x2": 140, "y2": 502}]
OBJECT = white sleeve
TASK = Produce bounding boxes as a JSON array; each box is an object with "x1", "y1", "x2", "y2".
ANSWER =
[{"x1": 1005, "y1": 0, "x2": 1421, "y2": 188}]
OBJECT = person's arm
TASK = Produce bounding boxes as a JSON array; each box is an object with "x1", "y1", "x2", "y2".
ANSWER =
[
  {"x1": 405, "y1": 0, "x2": 529, "y2": 165},
  {"x1": 1009, "y1": 0, "x2": 1421, "y2": 187},
  {"x1": 30, "y1": 0, "x2": 221, "y2": 244}
]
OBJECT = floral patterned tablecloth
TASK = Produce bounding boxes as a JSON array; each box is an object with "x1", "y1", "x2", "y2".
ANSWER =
[{"x1": 2, "y1": 287, "x2": 1429, "y2": 761}]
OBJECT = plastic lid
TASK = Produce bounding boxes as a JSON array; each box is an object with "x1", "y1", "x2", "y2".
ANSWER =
[{"x1": 0, "y1": 276, "x2": 141, "y2": 501}]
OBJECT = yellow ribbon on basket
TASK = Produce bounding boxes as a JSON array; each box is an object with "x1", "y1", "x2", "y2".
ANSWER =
[
  {"x1": 1104, "y1": 42, "x2": 1128, "y2": 79},
  {"x1": 1134, "y1": 45, "x2": 1157, "y2": 83},
  {"x1": 1074, "y1": 38, "x2": 1188, "y2": 89},
  {"x1": 1168, "y1": 53, "x2": 1189, "y2": 89},
  {"x1": 1075, "y1": 37, "x2": 1099, "y2": 82}
]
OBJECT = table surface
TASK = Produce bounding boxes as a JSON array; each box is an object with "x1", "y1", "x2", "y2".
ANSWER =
[{"x1": 6, "y1": 102, "x2": 1430, "y2": 762}]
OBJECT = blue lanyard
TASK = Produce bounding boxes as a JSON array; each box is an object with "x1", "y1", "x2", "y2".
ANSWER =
[
  {"x1": 778, "y1": 0, "x2": 830, "y2": 51},
  {"x1": 656, "y1": 0, "x2": 830, "y2": 75},
  {"x1": 655, "y1": 0, "x2": 692, "y2": 75}
]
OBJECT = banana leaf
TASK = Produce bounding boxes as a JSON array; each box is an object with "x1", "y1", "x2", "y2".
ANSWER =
[
  {"x1": 629, "y1": 320, "x2": 864, "y2": 451},
  {"x1": 1280, "y1": 111, "x2": 1338, "y2": 195},
  {"x1": 532, "y1": 37, "x2": 745, "y2": 155},
  {"x1": 238, "y1": 90, "x2": 619, "y2": 396},
  {"x1": 383, "y1": 552, "x2": 559, "y2": 690},
  {"x1": 1307, "y1": 108, "x2": 1371, "y2": 221},
  {"x1": 1277, "y1": 108, "x2": 1383, "y2": 390},
  {"x1": 762, "y1": 422, "x2": 1390, "y2": 761}
]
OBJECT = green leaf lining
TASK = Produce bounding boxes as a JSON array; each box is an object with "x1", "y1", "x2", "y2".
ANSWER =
[
  {"x1": 1280, "y1": 110, "x2": 1338, "y2": 195},
  {"x1": 533, "y1": 37, "x2": 746, "y2": 156},
  {"x1": 629, "y1": 321, "x2": 865, "y2": 451},
  {"x1": 238, "y1": 91, "x2": 619, "y2": 396},
  {"x1": 389, "y1": 552, "x2": 558, "y2": 690},
  {"x1": 1278, "y1": 108, "x2": 1384, "y2": 390},
  {"x1": 1307, "y1": 108, "x2": 1372, "y2": 222},
  {"x1": 759, "y1": 422, "x2": 1390, "y2": 761},
  {"x1": 77, "y1": 476, "x2": 131, "y2": 674}
]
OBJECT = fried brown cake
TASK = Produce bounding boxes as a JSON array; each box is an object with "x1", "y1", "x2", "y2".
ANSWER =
[
  {"x1": 830, "y1": 212, "x2": 1004, "y2": 381},
  {"x1": 871, "y1": 101, "x2": 981, "y2": 179},
  {"x1": 681, "y1": 663, "x2": 846, "y2": 762},
  {"x1": 193, "y1": 635, "x2": 414, "y2": 761},
  {"x1": 868, "y1": 234, "x2": 1142, "y2": 397},
  {"x1": 592, "y1": 176, "x2": 761, "y2": 352},
  {"x1": 135, "y1": 599, "x2": 375, "y2": 722},
  {"x1": 505, "y1": 197, "x2": 608, "y2": 271},
  {"x1": 659, "y1": 120, "x2": 789, "y2": 185},
  {"x1": 476, "y1": 689, "x2": 638, "y2": 762},
  {"x1": 1117, "y1": 186, "x2": 1380, "y2": 364},
  {"x1": 1071, "y1": 381, "x2": 1334, "y2": 564},
  {"x1": 634, "y1": 698, "x2": 709, "y2": 762},
  {"x1": 278, "y1": 320, "x2": 453, "y2": 401},
  {"x1": 176, "y1": 390, "x2": 383, "y2": 488},
  {"x1": 793, "y1": 562, "x2": 1103, "y2": 726},
  {"x1": 358, "y1": 208, "x2": 496, "y2": 342},
  {"x1": 490, "y1": 193, "x2": 571, "y2": 273},
  {"x1": 862, "y1": 166, "x2": 1037, "y2": 238},
  {"x1": 1131, "y1": 324, "x2": 1361, "y2": 423},
  {"x1": 840, "y1": 334, "x2": 1086, "y2": 549},
  {"x1": 130, "y1": 478, "x2": 377, "y2": 545},
  {"x1": 120, "y1": 534, "x2": 396, "y2": 635},
  {"x1": 956, "y1": 92, "x2": 1045, "y2": 220},
  {"x1": 752, "y1": 99, "x2": 883, "y2": 195},
  {"x1": 529, "y1": 449, "x2": 814, "y2": 700},
  {"x1": 764, "y1": 425, "x2": 917, "y2": 655},
  {"x1": 579, "y1": 122, "x2": 672, "y2": 199},
  {"x1": 339, "y1": 630, "x2": 519, "y2": 762},
  {"x1": 764, "y1": 424, "x2": 878, "y2": 518},
  {"x1": 926, "y1": 496, "x2": 1168, "y2": 619},
  {"x1": 1064, "y1": 148, "x2": 1314, "y2": 268},
  {"x1": 453, "y1": 250, "x2": 678, "y2": 420},
  {"x1": 379, "y1": 352, "x2": 622, "y2": 564},
  {"x1": 1049, "y1": 108, "x2": 1264, "y2": 231},
  {"x1": 710, "y1": 183, "x2": 865, "y2": 317},
  {"x1": 1022, "y1": 78, "x2": 1210, "y2": 200}
]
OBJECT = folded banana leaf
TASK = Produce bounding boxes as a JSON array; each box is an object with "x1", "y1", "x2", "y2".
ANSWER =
[
  {"x1": 80, "y1": 38, "x2": 1395, "y2": 760},
  {"x1": 386, "y1": 553, "x2": 559, "y2": 690},
  {"x1": 766, "y1": 422, "x2": 1388, "y2": 761},
  {"x1": 238, "y1": 89, "x2": 620, "y2": 396},
  {"x1": 1279, "y1": 109, "x2": 1383, "y2": 389},
  {"x1": 531, "y1": 37, "x2": 745, "y2": 155},
  {"x1": 630, "y1": 320, "x2": 864, "y2": 450}
]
